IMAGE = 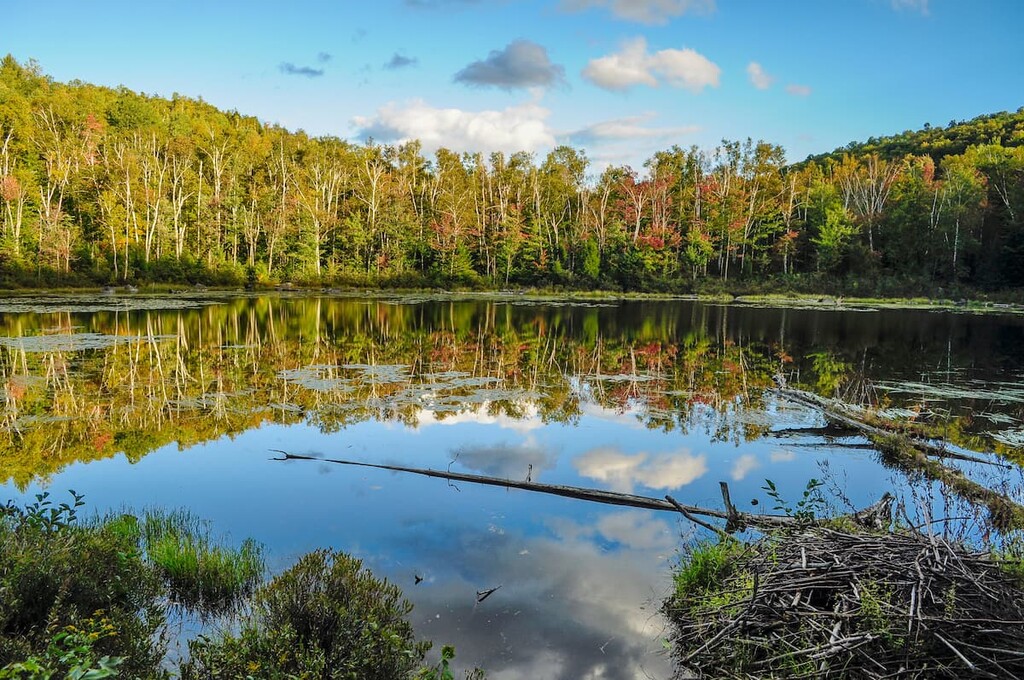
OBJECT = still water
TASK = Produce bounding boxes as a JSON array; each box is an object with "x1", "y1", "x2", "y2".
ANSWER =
[{"x1": 1, "y1": 293, "x2": 1022, "y2": 679}]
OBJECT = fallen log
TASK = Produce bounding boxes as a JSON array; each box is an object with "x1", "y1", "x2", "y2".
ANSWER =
[
  {"x1": 773, "y1": 387, "x2": 1024, "y2": 529},
  {"x1": 271, "y1": 450, "x2": 893, "y2": 533},
  {"x1": 773, "y1": 387, "x2": 1012, "y2": 469}
]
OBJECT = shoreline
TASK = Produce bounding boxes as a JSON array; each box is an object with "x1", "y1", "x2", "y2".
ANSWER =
[{"x1": 1, "y1": 286, "x2": 1023, "y2": 315}]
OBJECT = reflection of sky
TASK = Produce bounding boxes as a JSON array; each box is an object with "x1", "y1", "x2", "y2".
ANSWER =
[{"x1": 0, "y1": 398, "x2": 912, "y2": 679}]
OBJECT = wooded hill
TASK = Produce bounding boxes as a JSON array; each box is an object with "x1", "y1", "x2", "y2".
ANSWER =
[{"x1": 1, "y1": 55, "x2": 1023, "y2": 291}]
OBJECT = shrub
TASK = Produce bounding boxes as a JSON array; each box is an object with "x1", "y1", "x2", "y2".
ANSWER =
[
  {"x1": 0, "y1": 494, "x2": 166, "y2": 678},
  {"x1": 181, "y1": 549, "x2": 429, "y2": 679}
]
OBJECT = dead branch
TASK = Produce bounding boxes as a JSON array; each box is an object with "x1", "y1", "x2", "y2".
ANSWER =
[{"x1": 271, "y1": 451, "x2": 891, "y2": 533}]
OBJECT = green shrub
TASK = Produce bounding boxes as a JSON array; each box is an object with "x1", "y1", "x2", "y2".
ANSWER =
[
  {"x1": 0, "y1": 494, "x2": 165, "y2": 678},
  {"x1": 181, "y1": 549, "x2": 429, "y2": 680}
]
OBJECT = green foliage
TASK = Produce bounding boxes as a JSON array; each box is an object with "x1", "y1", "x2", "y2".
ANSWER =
[
  {"x1": 0, "y1": 617, "x2": 124, "y2": 680},
  {"x1": 2, "y1": 495, "x2": 441, "y2": 679},
  {"x1": 1, "y1": 56, "x2": 1022, "y2": 292},
  {"x1": 762, "y1": 478, "x2": 827, "y2": 522},
  {"x1": 805, "y1": 108, "x2": 1024, "y2": 165},
  {"x1": 415, "y1": 645, "x2": 486, "y2": 680},
  {"x1": 0, "y1": 493, "x2": 165, "y2": 678},
  {"x1": 995, "y1": 533, "x2": 1024, "y2": 586},
  {"x1": 812, "y1": 203, "x2": 858, "y2": 274},
  {"x1": 671, "y1": 538, "x2": 749, "y2": 613},
  {"x1": 181, "y1": 549, "x2": 429, "y2": 680}
]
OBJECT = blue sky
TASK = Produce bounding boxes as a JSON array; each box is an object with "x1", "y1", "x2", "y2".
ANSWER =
[{"x1": 4, "y1": 0, "x2": 1023, "y2": 169}]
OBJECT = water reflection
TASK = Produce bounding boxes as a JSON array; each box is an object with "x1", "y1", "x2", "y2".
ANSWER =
[{"x1": 1, "y1": 294, "x2": 1023, "y2": 677}]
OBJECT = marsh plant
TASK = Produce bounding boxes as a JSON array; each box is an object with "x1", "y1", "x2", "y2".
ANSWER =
[{"x1": 1, "y1": 493, "x2": 478, "y2": 679}]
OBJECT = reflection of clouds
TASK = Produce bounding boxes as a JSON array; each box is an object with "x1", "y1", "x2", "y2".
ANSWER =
[
  {"x1": 452, "y1": 442, "x2": 558, "y2": 480},
  {"x1": 579, "y1": 401, "x2": 645, "y2": 429},
  {"x1": 770, "y1": 448, "x2": 796, "y2": 463},
  {"x1": 547, "y1": 510, "x2": 678, "y2": 552},
  {"x1": 574, "y1": 446, "x2": 707, "y2": 493},
  {"x1": 730, "y1": 453, "x2": 760, "y2": 481},
  {"x1": 415, "y1": 403, "x2": 544, "y2": 434},
  {"x1": 405, "y1": 514, "x2": 674, "y2": 680}
]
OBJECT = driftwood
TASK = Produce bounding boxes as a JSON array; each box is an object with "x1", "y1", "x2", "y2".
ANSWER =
[
  {"x1": 272, "y1": 451, "x2": 893, "y2": 533},
  {"x1": 773, "y1": 387, "x2": 1011, "y2": 469}
]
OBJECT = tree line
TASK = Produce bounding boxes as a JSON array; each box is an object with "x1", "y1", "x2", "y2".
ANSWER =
[{"x1": 1, "y1": 55, "x2": 1023, "y2": 291}]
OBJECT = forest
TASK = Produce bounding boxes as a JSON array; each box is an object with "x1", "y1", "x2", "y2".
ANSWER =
[{"x1": 1, "y1": 55, "x2": 1023, "y2": 293}]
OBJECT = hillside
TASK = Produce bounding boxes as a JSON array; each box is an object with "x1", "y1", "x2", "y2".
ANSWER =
[{"x1": 806, "y1": 109, "x2": 1024, "y2": 165}]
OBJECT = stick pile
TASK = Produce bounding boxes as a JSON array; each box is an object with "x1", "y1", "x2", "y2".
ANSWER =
[{"x1": 664, "y1": 527, "x2": 1024, "y2": 679}]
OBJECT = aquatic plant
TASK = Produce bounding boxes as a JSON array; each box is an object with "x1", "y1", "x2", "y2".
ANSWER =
[{"x1": 141, "y1": 509, "x2": 264, "y2": 613}]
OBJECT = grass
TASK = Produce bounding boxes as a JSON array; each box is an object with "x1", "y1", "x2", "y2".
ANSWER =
[
  {"x1": 140, "y1": 509, "x2": 264, "y2": 612},
  {"x1": 670, "y1": 538, "x2": 752, "y2": 618}
]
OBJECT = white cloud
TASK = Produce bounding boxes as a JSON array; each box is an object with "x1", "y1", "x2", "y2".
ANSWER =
[
  {"x1": 891, "y1": 0, "x2": 928, "y2": 14},
  {"x1": 582, "y1": 37, "x2": 720, "y2": 93},
  {"x1": 352, "y1": 100, "x2": 556, "y2": 155},
  {"x1": 582, "y1": 38, "x2": 658, "y2": 90},
  {"x1": 786, "y1": 83, "x2": 812, "y2": 97},
  {"x1": 730, "y1": 453, "x2": 760, "y2": 481},
  {"x1": 562, "y1": 0, "x2": 715, "y2": 25},
  {"x1": 649, "y1": 47, "x2": 721, "y2": 92},
  {"x1": 570, "y1": 113, "x2": 700, "y2": 143},
  {"x1": 746, "y1": 61, "x2": 774, "y2": 90},
  {"x1": 574, "y1": 446, "x2": 707, "y2": 493}
]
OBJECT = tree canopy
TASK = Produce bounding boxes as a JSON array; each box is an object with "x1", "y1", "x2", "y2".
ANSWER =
[{"x1": 2, "y1": 55, "x2": 1023, "y2": 291}]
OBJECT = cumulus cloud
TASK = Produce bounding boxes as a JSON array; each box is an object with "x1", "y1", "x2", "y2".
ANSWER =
[
  {"x1": 574, "y1": 446, "x2": 707, "y2": 493},
  {"x1": 353, "y1": 100, "x2": 556, "y2": 155},
  {"x1": 570, "y1": 113, "x2": 699, "y2": 143},
  {"x1": 384, "y1": 53, "x2": 418, "y2": 70},
  {"x1": 746, "y1": 61, "x2": 774, "y2": 89},
  {"x1": 454, "y1": 40, "x2": 565, "y2": 90},
  {"x1": 317, "y1": 52, "x2": 332, "y2": 63},
  {"x1": 786, "y1": 83, "x2": 812, "y2": 97},
  {"x1": 279, "y1": 62, "x2": 325, "y2": 78},
  {"x1": 582, "y1": 37, "x2": 719, "y2": 92},
  {"x1": 730, "y1": 453, "x2": 760, "y2": 481},
  {"x1": 562, "y1": 0, "x2": 715, "y2": 24}
]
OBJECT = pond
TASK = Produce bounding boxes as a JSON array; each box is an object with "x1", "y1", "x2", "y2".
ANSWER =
[{"x1": 1, "y1": 293, "x2": 1022, "y2": 678}]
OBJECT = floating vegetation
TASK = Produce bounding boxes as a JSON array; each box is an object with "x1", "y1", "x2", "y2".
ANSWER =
[
  {"x1": 276, "y1": 365, "x2": 358, "y2": 393},
  {"x1": 993, "y1": 429, "x2": 1024, "y2": 448},
  {"x1": 0, "y1": 295, "x2": 215, "y2": 314},
  {"x1": 0, "y1": 332, "x2": 172, "y2": 353}
]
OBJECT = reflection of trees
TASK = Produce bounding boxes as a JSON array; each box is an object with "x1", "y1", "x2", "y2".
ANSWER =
[{"x1": 1, "y1": 297, "x2": 1012, "y2": 487}]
